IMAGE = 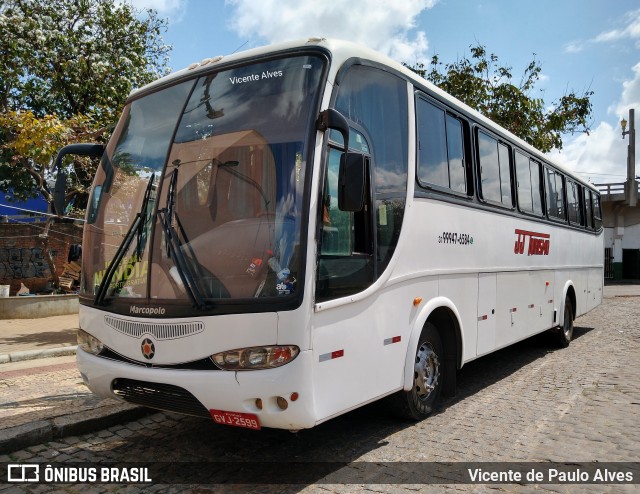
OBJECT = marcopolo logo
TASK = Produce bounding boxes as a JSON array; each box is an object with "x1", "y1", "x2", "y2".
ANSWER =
[
  {"x1": 141, "y1": 338, "x2": 156, "y2": 360},
  {"x1": 129, "y1": 305, "x2": 166, "y2": 316}
]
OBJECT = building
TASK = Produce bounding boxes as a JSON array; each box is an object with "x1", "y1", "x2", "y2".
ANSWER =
[{"x1": 596, "y1": 181, "x2": 640, "y2": 280}]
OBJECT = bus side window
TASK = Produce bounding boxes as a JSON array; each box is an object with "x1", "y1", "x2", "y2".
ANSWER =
[
  {"x1": 477, "y1": 130, "x2": 512, "y2": 207},
  {"x1": 531, "y1": 159, "x2": 543, "y2": 216},
  {"x1": 320, "y1": 147, "x2": 354, "y2": 256},
  {"x1": 515, "y1": 151, "x2": 533, "y2": 213},
  {"x1": 515, "y1": 152, "x2": 544, "y2": 217},
  {"x1": 316, "y1": 146, "x2": 374, "y2": 301},
  {"x1": 584, "y1": 189, "x2": 594, "y2": 229},
  {"x1": 545, "y1": 167, "x2": 566, "y2": 221},
  {"x1": 593, "y1": 193, "x2": 603, "y2": 229},
  {"x1": 416, "y1": 97, "x2": 466, "y2": 194},
  {"x1": 567, "y1": 179, "x2": 583, "y2": 226}
]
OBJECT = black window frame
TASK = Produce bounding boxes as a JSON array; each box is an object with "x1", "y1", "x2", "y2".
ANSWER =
[
  {"x1": 566, "y1": 178, "x2": 584, "y2": 227},
  {"x1": 415, "y1": 93, "x2": 470, "y2": 197},
  {"x1": 544, "y1": 166, "x2": 567, "y2": 223},
  {"x1": 593, "y1": 191, "x2": 603, "y2": 230},
  {"x1": 514, "y1": 149, "x2": 545, "y2": 218},
  {"x1": 476, "y1": 127, "x2": 514, "y2": 209}
]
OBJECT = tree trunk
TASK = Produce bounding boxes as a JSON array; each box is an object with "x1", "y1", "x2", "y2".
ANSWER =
[{"x1": 40, "y1": 217, "x2": 60, "y2": 289}]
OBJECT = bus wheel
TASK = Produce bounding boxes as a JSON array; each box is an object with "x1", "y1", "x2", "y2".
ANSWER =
[
  {"x1": 555, "y1": 297, "x2": 574, "y2": 348},
  {"x1": 388, "y1": 323, "x2": 443, "y2": 420}
]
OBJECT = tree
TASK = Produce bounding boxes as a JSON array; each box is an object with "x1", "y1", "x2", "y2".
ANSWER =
[
  {"x1": 0, "y1": 0, "x2": 171, "y2": 290},
  {"x1": 406, "y1": 44, "x2": 593, "y2": 152},
  {"x1": 0, "y1": 0, "x2": 171, "y2": 206}
]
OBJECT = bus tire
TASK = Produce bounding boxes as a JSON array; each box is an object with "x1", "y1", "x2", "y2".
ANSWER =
[
  {"x1": 388, "y1": 322, "x2": 443, "y2": 420},
  {"x1": 555, "y1": 297, "x2": 574, "y2": 348}
]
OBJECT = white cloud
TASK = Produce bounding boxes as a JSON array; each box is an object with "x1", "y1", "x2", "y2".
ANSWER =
[
  {"x1": 564, "y1": 9, "x2": 640, "y2": 54},
  {"x1": 594, "y1": 9, "x2": 640, "y2": 44},
  {"x1": 613, "y1": 61, "x2": 640, "y2": 117},
  {"x1": 563, "y1": 41, "x2": 585, "y2": 54},
  {"x1": 550, "y1": 122, "x2": 628, "y2": 184},
  {"x1": 225, "y1": 0, "x2": 436, "y2": 63},
  {"x1": 551, "y1": 61, "x2": 640, "y2": 184}
]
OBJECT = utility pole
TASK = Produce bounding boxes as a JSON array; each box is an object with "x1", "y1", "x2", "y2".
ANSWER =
[{"x1": 621, "y1": 109, "x2": 637, "y2": 207}]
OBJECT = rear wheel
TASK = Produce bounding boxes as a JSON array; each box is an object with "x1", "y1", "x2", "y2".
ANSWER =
[
  {"x1": 388, "y1": 323, "x2": 443, "y2": 420},
  {"x1": 555, "y1": 297, "x2": 574, "y2": 348}
]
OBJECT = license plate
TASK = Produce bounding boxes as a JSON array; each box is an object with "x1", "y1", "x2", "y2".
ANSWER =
[{"x1": 209, "y1": 409, "x2": 261, "y2": 430}]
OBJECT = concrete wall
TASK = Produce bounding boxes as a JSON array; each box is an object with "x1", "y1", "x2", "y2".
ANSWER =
[
  {"x1": 0, "y1": 294, "x2": 79, "y2": 319},
  {"x1": 602, "y1": 201, "x2": 640, "y2": 279}
]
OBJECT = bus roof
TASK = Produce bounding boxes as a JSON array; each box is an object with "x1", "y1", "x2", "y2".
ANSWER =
[{"x1": 131, "y1": 37, "x2": 597, "y2": 193}]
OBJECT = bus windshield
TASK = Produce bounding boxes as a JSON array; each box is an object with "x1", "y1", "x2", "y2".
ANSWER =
[{"x1": 81, "y1": 55, "x2": 325, "y2": 307}]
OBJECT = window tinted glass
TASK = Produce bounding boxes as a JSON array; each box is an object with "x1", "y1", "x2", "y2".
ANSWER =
[
  {"x1": 584, "y1": 190, "x2": 594, "y2": 229},
  {"x1": 478, "y1": 131, "x2": 511, "y2": 206},
  {"x1": 516, "y1": 151, "x2": 533, "y2": 212},
  {"x1": 446, "y1": 115, "x2": 466, "y2": 193},
  {"x1": 416, "y1": 98, "x2": 466, "y2": 193},
  {"x1": 417, "y1": 100, "x2": 448, "y2": 187},
  {"x1": 498, "y1": 142, "x2": 512, "y2": 206},
  {"x1": 318, "y1": 65, "x2": 409, "y2": 302},
  {"x1": 593, "y1": 193, "x2": 603, "y2": 229},
  {"x1": 335, "y1": 66, "x2": 408, "y2": 195},
  {"x1": 567, "y1": 180, "x2": 582, "y2": 225},
  {"x1": 478, "y1": 131, "x2": 501, "y2": 203},
  {"x1": 545, "y1": 168, "x2": 565, "y2": 220},
  {"x1": 530, "y1": 160, "x2": 543, "y2": 215}
]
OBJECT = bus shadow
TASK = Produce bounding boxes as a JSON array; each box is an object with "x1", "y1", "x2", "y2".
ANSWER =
[{"x1": 444, "y1": 324, "x2": 593, "y2": 407}]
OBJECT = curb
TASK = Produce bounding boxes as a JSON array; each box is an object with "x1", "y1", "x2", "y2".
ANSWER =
[
  {"x1": 0, "y1": 403, "x2": 151, "y2": 454},
  {"x1": 0, "y1": 345, "x2": 77, "y2": 365}
]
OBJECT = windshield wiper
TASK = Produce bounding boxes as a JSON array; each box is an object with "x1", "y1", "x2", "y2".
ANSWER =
[
  {"x1": 158, "y1": 168, "x2": 208, "y2": 310},
  {"x1": 216, "y1": 159, "x2": 271, "y2": 211},
  {"x1": 94, "y1": 173, "x2": 155, "y2": 306}
]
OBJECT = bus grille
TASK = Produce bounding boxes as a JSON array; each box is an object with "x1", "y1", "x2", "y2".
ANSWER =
[
  {"x1": 111, "y1": 378, "x2": 211, "y2": 419},
  {"x1": 105, "y1": 316, "x2": 204, "y2": 340}
]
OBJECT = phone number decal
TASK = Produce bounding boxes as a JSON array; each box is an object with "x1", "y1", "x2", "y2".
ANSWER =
[{"x1": 438, "y1": 232, "x2": 474, "y2": 245}]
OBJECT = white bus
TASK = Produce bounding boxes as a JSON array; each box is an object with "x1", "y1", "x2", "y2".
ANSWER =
[{"x1": 63, "y1": 38, "x2": 603, "y2": 431}]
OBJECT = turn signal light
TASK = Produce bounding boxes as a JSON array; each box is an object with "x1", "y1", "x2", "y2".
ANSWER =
[{"x1": 212, "y1": 345, "x2": 300, "y2": 370}]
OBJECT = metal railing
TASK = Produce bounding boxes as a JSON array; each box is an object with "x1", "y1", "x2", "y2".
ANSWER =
[{"x1": 594, "y1": 181, "x2": 640, "y2": 196}]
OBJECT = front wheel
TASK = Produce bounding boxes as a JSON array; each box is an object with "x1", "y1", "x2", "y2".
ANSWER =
[{"x1": 387, "y1": 323, "x2": 443, "y2": 420}]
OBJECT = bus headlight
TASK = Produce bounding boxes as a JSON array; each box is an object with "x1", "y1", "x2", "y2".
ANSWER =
[
  {"x1": 77, "y1": 329, "x2": 104, "y2": 355},
  {"x1": 212, "y1": 345, "x2": 299, "y2": 370}
]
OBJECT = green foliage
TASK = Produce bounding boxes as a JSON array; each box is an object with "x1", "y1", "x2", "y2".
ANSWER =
[
  {"x1": 406, "y1": 44, "x2": 593, "y2": 153},
  {"x1": 0, "y1": 0, "x2": 171, "y2": 208}
]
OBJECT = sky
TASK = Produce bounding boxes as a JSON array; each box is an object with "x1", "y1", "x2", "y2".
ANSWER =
[{"x1": 130, "y1": 0, "x2": 640, "y2": 185}]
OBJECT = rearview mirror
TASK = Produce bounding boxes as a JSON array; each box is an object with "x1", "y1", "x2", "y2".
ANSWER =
[
  {"x1": 52, "y1": 143, "x2": 105, "y2": 216},
  {"x1": 338, "y1": 153, "x2": 366, "y2": 212}
]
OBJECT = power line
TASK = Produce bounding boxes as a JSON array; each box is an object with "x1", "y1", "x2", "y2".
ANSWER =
[{"x1": 0, "y1": 202, "x2": 85, "y2": 222}]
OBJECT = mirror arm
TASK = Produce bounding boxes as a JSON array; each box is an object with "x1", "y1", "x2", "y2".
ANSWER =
[{"x1": 317, "y1": 109, "x2": 349, "y2": 152}]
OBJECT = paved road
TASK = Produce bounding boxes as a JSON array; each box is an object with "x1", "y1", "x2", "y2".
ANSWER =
[{"x1": 1, "y1": 292, "x2": 639, "y2": 492}]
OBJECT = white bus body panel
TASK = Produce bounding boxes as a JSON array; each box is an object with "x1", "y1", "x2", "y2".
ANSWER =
[
  {"x1": 306, "y1": 195, "x2": 602, "y2": 423},
  {"x1": 77, "y1": 347, "x2": 318, "y2": 430}
]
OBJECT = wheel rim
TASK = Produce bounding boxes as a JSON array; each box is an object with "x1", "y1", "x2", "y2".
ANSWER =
[{"x1": 414, "y1": 342, "x2": 440, "y2": 401}]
